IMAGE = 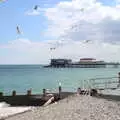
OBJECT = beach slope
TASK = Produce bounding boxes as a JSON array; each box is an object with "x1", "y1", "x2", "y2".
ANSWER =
[{"x1": 6, "y1": 95, "x2": 120, "y2": 120}]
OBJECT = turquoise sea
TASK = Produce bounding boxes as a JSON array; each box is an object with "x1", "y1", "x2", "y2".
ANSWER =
[{"x1": 0, "y1": 65, "x2": 120, "y2": 95}]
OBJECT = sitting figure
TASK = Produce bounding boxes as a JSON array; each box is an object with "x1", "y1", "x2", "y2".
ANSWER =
[{"x1": 77, "y1": 87, "x2": 81, "y2": 95}]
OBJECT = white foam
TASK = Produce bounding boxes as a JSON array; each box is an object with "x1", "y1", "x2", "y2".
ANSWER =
[
  {"x1": 0, "y1": 102, "x2": 10, "y2": 108},
  {"x1": 0, "y1": 102, "x2": 33, "y2": 119}
]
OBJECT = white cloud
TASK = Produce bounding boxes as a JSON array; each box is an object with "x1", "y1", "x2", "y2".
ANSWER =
[
  {"x1": 25, "y1": 10, "x2": 41, "y2": 16},
  {"x1": 1, "y1": 0, "x2": 120, "y2": 64},
  {"x1": 43, "y1": 0, "x2": 120, "y2": 42},
  {"x1": 25, "y1": 7, "x2": 45, "y2": 16},
  {"x1": 0, "y1": 38, "x2": 120, "y2": 64}
]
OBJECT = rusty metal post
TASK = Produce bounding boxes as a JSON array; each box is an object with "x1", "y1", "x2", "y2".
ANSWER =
[{"x1": 12, "y1": 90, "x2": 16, "y2": 96}]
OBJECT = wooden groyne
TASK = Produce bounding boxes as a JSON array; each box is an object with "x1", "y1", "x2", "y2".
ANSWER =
[{"x1": 0, "y1": 87, "x2": 75, "y2": 106}]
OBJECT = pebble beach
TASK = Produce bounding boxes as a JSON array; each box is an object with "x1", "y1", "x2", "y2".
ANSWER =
[{"x1": 3, "y1": 95, "x2": 120, "y2": 120}]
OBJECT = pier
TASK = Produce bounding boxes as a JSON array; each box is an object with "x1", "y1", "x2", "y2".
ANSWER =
[{"x1": 44, "y1": 58, "x2": 120, "y2": 68}]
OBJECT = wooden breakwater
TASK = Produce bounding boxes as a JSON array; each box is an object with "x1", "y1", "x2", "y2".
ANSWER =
[{"x1": 0, "y1": 87, "x2": 75, "y2": 106}]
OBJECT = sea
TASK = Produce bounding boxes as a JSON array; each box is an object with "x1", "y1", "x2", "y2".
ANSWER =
[
  {"x1": 0, "y1": 65, "x2": 120, "y2": 118},
  {"x1": 0, "y1": 65, "x2": 120, "y2": 95}
]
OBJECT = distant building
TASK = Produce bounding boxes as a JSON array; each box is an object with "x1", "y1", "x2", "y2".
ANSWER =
[
  {"x1": 50, "y1": 59, "x2": 72, "y2": 67},
  {"x1": 80, "y1": 58, "x2": 96, "y2": 62}
]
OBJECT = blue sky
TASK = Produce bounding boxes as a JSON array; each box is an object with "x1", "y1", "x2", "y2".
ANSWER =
[
  {"x1": 0, "y1": 0, "x2": 116, "y2": 43},
  {"x1": 0, "y1": 0, "x2": 117, "y2": 43},
  {"x1": 0, "y1": 0, "x2": 72, "y2": 43},
  {"x1": 0, "y1": 0, "x2": 120, "y2": 64},
  {"x1": 0, "y1": 0, "x2": 48, "y2": 43}
]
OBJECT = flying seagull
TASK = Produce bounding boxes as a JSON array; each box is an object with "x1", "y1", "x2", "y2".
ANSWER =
[
  {"x1": 34, "y1": 5, "x2": 39, "y2": 10},
  {"x1": 16, "y1": 26, "x2": 21, "y2": 35},
  {"x1": 84, "y1": 40, "x2": 91, "y2": 43},
  {"x1": 50, "y1": 47, "x2": 56, "y2": 50}
]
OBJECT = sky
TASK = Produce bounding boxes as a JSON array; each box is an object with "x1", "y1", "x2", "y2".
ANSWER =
[{"x1": 0, "y1": 0, "x2": 120, "y2": 64}]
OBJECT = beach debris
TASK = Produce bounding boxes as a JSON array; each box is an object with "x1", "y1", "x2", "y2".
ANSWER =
[
  {"x1": 46, "y1": 93, "x2": 54, "y2": 97},
  {"x1": 84, "y1": 40, "x2": 92, "y2": 43},
  {"x1": 90, "y1": 89, "x2": 98, "y2": 96},
  {"x1": 43, "y1": 96, "x2": 55, "y2": 107}
]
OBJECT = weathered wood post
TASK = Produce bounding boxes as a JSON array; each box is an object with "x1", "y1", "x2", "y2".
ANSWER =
[
  {"x1": 118, "y1": 72, "x2": 120, "y2": 84},
  {"x1": 58, "y1": 82, "x2": 62, "y2": 99},
  {"x1": 117, "y1": 72, "x2": 120, "y2": 87},
  {"x1": 27, "y1": 89, "x2": 32, "y2": 96},
  {"x1": 0, "y1": 92, "x2": 3, "y2": 97},
  {"x1": 12, "y1": 90, "x2": 16, "y2": 96},
  {"x1": 43, "y1": 88, "x2": 46, "y2": 97}
]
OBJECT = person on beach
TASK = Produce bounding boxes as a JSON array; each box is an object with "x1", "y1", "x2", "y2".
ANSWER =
[{"x1": 77, "y1": 87, "x2": 81, "y2": 95}]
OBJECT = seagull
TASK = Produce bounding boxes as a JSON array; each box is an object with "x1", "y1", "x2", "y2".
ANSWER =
[
  {"x1": 34, "y1": 5, "x2": 39, "y2": 10},
  {"x1": 16, "y1": 26, "x2": 21, "y2": 35},
  {"x1": 50, "y1": 47, "x2": 56, "y2": 50},
  {"x1": 84, "y1": 40, "x2": 91, "y2": 43}
]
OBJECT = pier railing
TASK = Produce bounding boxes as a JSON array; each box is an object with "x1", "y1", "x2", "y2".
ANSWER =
[{"x1": 86, "y1": 73, "x2": 120, "y2": 90}]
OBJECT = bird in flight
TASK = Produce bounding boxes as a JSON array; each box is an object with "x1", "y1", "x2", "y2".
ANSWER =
[
  {"x1": 84, "y1": 40, "x2": 91, "y2": 43},
  {"x1": 34, "y1": 5, "x2": 39, "y2": 10},
  {"x1": 16, "y1": 26, "x2": 22, "y2": 35},
  {"x1": 50, "y1": 47, "x2": 56, "y2": 50}
]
